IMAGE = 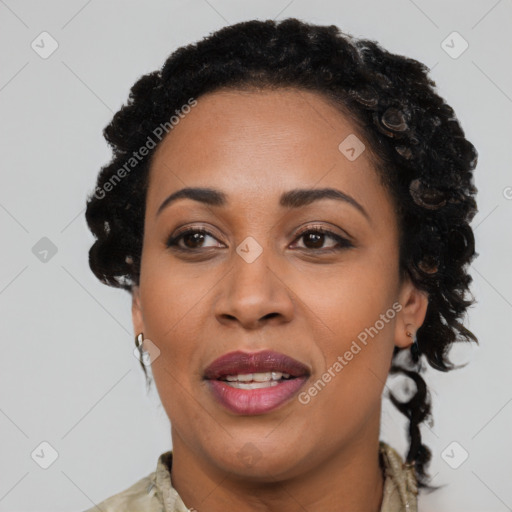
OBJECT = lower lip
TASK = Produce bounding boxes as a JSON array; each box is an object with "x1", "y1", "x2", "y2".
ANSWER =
[{"x1": 206, "y1": 377, "x2": 308, "y2": 415}]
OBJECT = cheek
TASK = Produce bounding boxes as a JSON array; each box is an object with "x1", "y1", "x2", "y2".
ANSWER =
[
  {"x1": 138, "y1": 261, "x2": 213, "y2": 403},
  {"x1": 140, "y1": 254, "x2": 209, "y2": 340},
  {"x1": 292, "y1": 261, "x2": 397, "y2": 416},
  {"x1": 312, "y1": 295, "x2": 396, "y2": 397},
  {"x1": 292, "y1": 254, "x2": 398, "y2": 344},
  {"x1": 299, "y1": 321, "x2": 394, "y2": 440}
]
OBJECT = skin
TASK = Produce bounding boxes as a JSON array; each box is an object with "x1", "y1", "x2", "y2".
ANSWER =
[{"x1": 131, "y1": 88, "x2": 428, "y2": 512}]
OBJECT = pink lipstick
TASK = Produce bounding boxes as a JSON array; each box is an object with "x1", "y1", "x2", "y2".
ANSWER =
[{"x1": 204, "y1": 350, "x2": 310, "y2": 415}]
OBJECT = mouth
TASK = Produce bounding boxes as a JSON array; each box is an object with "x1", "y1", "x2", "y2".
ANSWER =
[{"x1": 203, "y1": 350, "x2": 310, "y2": 415}]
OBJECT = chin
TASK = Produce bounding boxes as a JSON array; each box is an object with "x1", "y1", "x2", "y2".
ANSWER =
[{"x1": 206, "y1": 440, "x2": 309, "y2": 482}]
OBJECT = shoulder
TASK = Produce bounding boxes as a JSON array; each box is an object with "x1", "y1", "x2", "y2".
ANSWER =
[
  {"x1": 81, "y1": 469, "x2": 163, "y2": 512},
  {"x1": 379, "y1": 441, "x2": 419, "y2": 512},
  {"x1": 80, "y1": 451, "x2": 190, "y2": 512}
]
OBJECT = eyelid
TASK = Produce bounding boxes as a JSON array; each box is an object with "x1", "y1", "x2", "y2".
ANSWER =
[
  {"x1": 293, "y1": 222, "x2": 353, "y2": 242},
  {"x1": 171, "y1": 224, "x2": 222, "y2": 240}
]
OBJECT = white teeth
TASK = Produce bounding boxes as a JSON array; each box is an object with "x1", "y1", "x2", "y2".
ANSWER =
[
  {"x1": 222, "y1": 372, "x2": 292, "y2": 383},
  {"x1": 252, "y1": 372, "x2": 272, "y2": 382},
  {"x1": 226, "y1": 381, "x2": 279, "y2": 389}
]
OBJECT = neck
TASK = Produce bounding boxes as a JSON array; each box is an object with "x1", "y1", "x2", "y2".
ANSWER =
[{"x1": 170, "y1": 414, "x2": 385, "y2": 512}]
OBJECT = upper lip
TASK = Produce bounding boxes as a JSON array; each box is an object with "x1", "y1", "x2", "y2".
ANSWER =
[{"x1": 204, "y1": 350, "x2": 310, "y2": 380}]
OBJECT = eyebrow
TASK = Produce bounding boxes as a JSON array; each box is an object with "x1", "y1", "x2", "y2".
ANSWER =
[{"x1": 156, "y1": 186, "x2": 370, "y2": 222}]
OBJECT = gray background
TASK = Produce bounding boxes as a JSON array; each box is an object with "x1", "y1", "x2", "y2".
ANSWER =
[{"x1": 1, "y1": 0, "x2": 511, "y2": 511}]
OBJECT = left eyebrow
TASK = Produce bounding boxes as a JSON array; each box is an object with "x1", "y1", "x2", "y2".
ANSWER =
[
  {"x1": 279, "y1": 188, "x2": 370, "y2": 222},
  {"x1": 156, "y1": 186, "x2": 370, "y2": 223}
]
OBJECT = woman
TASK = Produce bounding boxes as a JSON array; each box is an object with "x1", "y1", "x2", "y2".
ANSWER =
[{"x1": 84, "y1": 17, "x2": 478, "y2": 512}]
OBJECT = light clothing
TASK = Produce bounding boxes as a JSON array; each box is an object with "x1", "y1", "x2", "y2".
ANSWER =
[{"x1": 83, "y1": 441, "x2": 418, "y2": 511}]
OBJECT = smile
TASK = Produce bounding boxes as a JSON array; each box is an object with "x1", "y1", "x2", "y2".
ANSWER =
[{"x1": 204, "y1": 350, "x2": 310, "y2": 415}]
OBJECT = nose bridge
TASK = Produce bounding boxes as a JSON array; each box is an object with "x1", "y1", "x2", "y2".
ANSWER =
[
  {"x1": 234, "y1": 235, "x2": 273, "y2": 292},
  {"x1": 215, "y1": 235, "x2": 294, "y2": 327}
]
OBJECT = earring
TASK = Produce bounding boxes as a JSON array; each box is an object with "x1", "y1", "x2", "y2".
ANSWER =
[
  {"x1": 135, "y1": 332, "x2": 145, "y2": 359},
  {"x1": 406, "y1": 328, "x2": 420, "y2": 361},
  {"x1": 134, "y1": 332, "x2": 152, "y2": 383}
]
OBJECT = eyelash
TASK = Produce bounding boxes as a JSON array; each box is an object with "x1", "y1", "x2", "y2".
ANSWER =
[{"x1": 166, "y1": 225, "x2": 353, "y2": 253}]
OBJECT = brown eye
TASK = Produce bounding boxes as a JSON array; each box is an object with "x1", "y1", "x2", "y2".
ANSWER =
[
  {"x1": 302, "y1": 232, "x2": 325, "y2": 249},
  {"x1": 292, "y1": 227, "x2": 353, "y2": 251},
  {"x1": 166, "y1": 228, "x2": 223, "y2": 250},
  {"x1": 181, "y1": 232, "x2": 207, "y2": 249}
]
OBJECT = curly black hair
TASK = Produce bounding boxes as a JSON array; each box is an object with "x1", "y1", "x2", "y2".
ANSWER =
[{"x1": 85, "y1": 18, "x2": 479, "y2": 491}]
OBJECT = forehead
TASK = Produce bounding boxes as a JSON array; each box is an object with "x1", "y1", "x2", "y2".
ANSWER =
[{"x1": 146, "y1": 88, "x2": 391, "y2": 220}]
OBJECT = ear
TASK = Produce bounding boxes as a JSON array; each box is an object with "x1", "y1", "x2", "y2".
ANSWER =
[
  {"x1": 393, "y1": 277, "x2": 429, "y2": 349},
  {"x1": 131, "y1": 285, "x2": 145, "y2": 336}
]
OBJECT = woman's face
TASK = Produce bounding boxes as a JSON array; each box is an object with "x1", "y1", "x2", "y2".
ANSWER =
[{"x1": 132, "y1": 88, "x2": 428, "y2": 479}]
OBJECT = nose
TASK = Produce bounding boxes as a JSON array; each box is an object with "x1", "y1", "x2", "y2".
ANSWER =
[{"x1": 214, "y1": 247, "x2": 295, "y2": 330}]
